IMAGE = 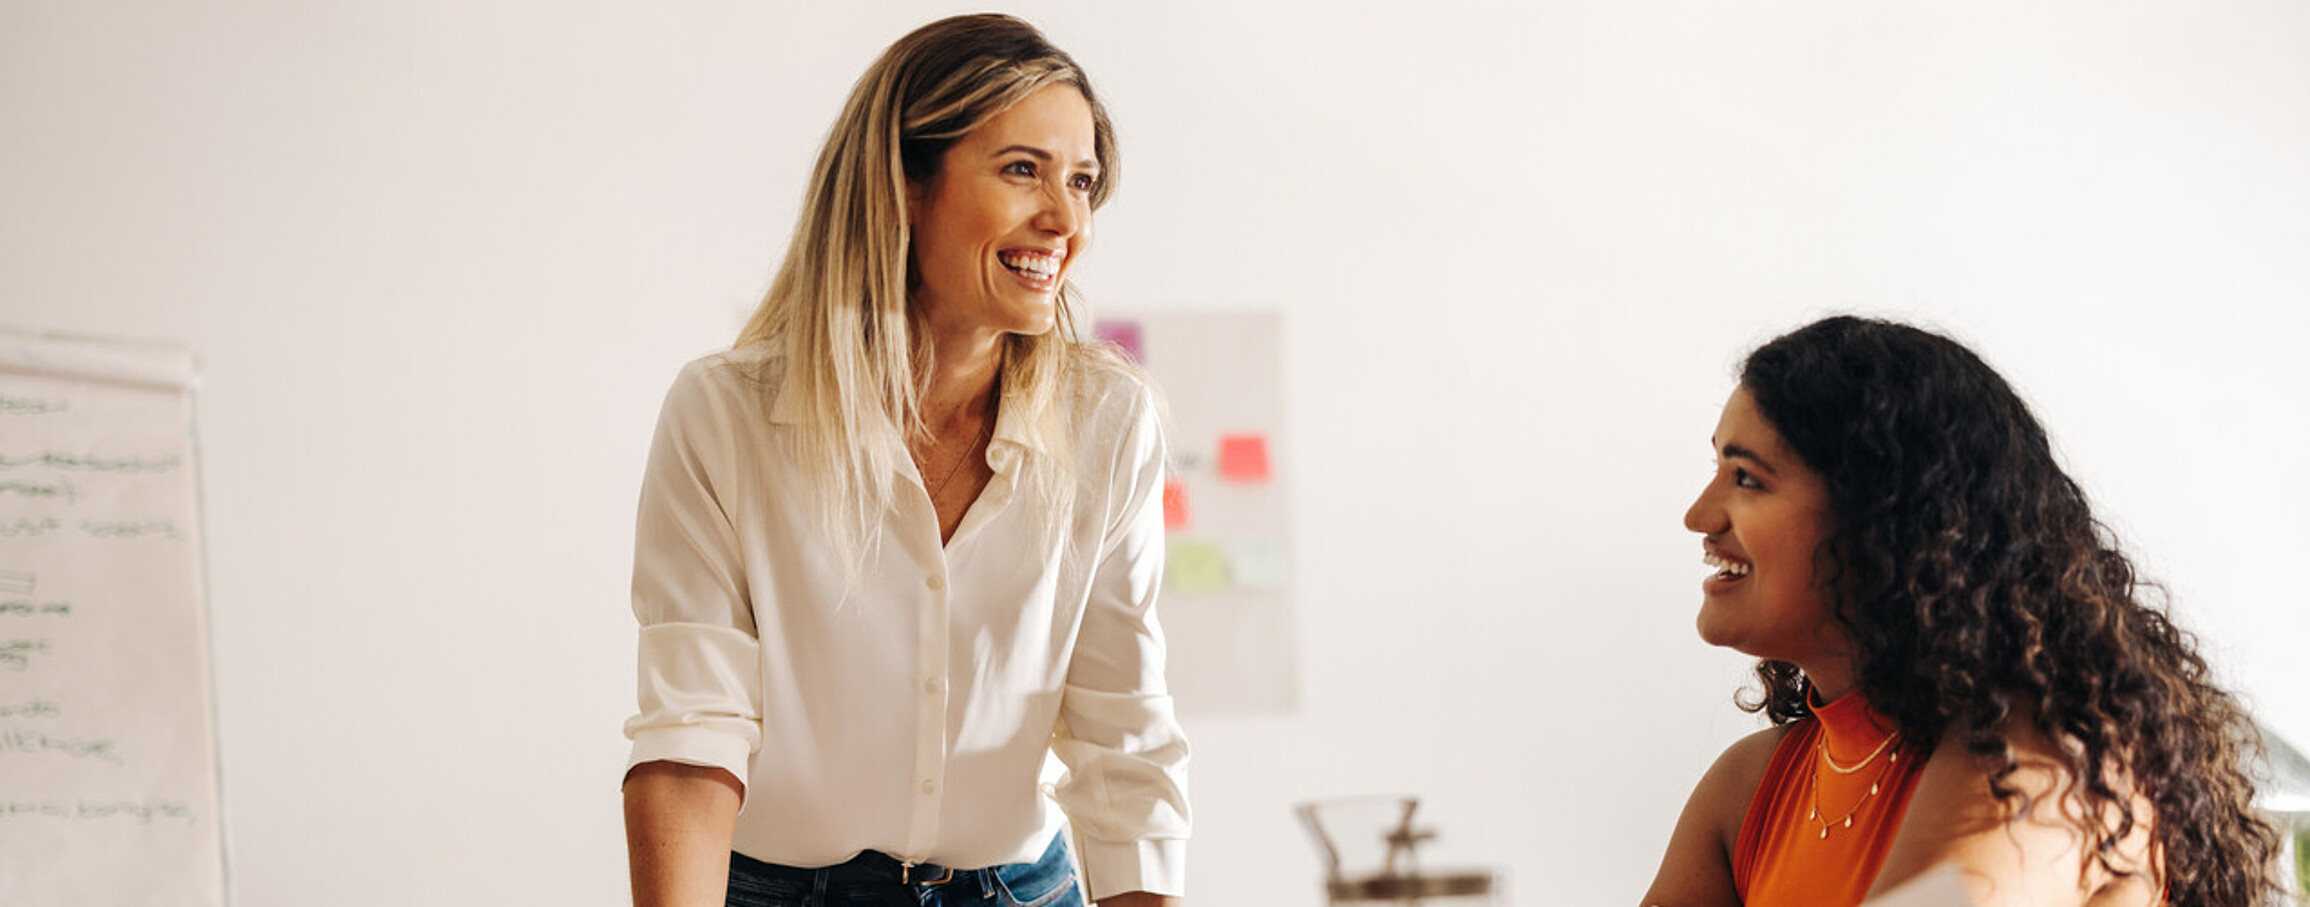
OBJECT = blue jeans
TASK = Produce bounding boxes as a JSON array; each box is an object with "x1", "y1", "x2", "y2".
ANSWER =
[{"x1": 726, "y1": 831, "x2": 1084, "y2": 907}]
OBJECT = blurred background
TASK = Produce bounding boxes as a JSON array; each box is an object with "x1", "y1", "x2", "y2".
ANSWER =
[{"x1": 4, "y1": 1, "x2": 2306, "y2": 903}]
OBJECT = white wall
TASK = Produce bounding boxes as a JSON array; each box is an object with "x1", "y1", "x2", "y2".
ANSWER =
[{"x1": 4, "y1": 2, "x2": 2306, "y2": 904}]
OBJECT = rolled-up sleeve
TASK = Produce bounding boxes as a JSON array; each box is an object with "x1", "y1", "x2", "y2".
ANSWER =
[
  {"x1": 1051, "y1": 388, "x2": 1191, "y2": 899},
  {"x1": 623, "y1": 362, "x2": 763, "y2": 791}
]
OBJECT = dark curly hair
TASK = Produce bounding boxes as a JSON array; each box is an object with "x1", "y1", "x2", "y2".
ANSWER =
[{"x1": 1735, "y1": 315, "x2": 2280, "y2": 905}]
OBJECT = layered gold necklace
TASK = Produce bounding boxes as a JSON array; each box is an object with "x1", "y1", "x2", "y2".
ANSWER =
[{"x1": 1808, "y1": 729, "x2": 1901, "y2": 839}]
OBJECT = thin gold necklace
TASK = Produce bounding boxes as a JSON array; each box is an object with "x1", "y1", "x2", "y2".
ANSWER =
[
  {"x1": 924, "y1": 407, "x2": 995, "y2": 501},
  {"x1": 1820, "y1": 729, "x2": 1901, "y2": 774}
]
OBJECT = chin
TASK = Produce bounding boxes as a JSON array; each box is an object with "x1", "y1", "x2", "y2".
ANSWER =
[
  {"x1": 1693, "y1": 604, "x2": 1745, "y2": 651},
  {"x1": 1003, "y1": 305, "x2": 1058, "y2": 336}
]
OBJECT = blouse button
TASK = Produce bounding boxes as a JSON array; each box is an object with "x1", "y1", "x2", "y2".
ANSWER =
[
  {"x1": 921, "y1": 779, "x2": 939, "y2": 795},
  {"x1": 925, "y1": 574, "x2": 945, "y2": 591},
  {"x1": 924, "y1": 677, "x2": 944, "y2": 695}
]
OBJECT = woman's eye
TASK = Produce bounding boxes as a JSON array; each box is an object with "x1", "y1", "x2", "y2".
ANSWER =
[
  {"x1": 1068, "y1": 173, "x2": 1096, "y2": 192},
  {"x1": 1003, "y1": 160, "x2": 1037, "y2": 178},
  {"x1": 1734, "y1": 468, "x2": 1763, "y2": 490}
]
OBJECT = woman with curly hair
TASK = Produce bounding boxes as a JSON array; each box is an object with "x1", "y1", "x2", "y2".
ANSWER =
[{"x1": 1642, "y1": 316, "x2": 2281, "y2": 906}]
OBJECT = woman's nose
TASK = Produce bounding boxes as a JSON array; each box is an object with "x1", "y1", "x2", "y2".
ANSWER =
[
  {"x1": 1035, "y1": 186, "x2": 1082, "y2": 237},
  {"x1": 1684, "y1": 480, "x2": 1724, "y2": 535}
]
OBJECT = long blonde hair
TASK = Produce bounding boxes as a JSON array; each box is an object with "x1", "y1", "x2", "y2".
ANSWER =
[{"x1": 736, "y1": 14, "x2": 1126, "y2": 560}]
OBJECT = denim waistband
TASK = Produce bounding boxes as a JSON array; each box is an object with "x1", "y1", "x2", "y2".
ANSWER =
[{"x1": 731, "y1": 848, "x2": 983, "y2": 890}]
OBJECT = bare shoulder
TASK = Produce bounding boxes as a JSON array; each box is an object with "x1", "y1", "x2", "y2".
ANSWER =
[
  {"x1": 1719, "y1": 722, "x2": 1797, "y2": 774},
  {"x1": 1871, "y1": 715, "x2": 2159, "y2": 907},
  {"x1": 1639, "y1": 723, "x2": 1796, "y2": 907},
  {"x1": 1695, "y1": 723, "x2": 1797, "y2": 818}
]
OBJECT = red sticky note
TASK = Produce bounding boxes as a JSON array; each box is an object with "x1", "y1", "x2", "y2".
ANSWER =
[
  {"x1": 1216, "y1": 434, "x2": 1270, "y2": 483},
  {"x1": 1162, "y1": 478, "x2": 1190, "y2": 530},
  {"x1": 1094, "y1": 320, "x2": 1145, "y2": 364}
]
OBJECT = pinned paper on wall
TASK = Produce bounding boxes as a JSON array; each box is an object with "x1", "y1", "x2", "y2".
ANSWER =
[
  {"x1": 1100, "y1": 311, "x2": 1293, "y2": 715},
  {"x1": 1093, "y1": 320, "x2": 1144, "y2": 364},
  {"x1": 1167, "y1": 540, "x2": 1228, "y2": 593},
  {"x1": 0, "y1": 330, "x2": 226, "y2": 906},
  {"x1": 1162, "y1": 478, "x2": 1191, "y2": 531},
  {"x1": 1216, "y1": 433, "x2": 1270, "y2": 483},
  {"x1": 1225, "y1": 536, "x2": 1289, "y2": 591}
]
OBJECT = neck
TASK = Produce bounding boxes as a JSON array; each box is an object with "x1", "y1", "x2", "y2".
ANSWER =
[
  {"x1": 920, "y1": 331, "x2": 1002, "y2": 432},
  {"x1": 1798, "y1": 625, "x2": 1861, "y2": 705},
  {"x1": 1803, "y1": 662, "x2": 1857, "y2": 705}
]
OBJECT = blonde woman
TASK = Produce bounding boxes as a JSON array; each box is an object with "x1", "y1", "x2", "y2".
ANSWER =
[{"x1": 621, "y1": 15, "x2": 1187, "y2": 907}]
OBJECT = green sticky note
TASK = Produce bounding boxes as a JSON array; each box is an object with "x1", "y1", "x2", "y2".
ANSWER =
[
  {"x1": 1226, "y1": 536, "x2": 1288, "y2": 591},
  {"x1": 1167, "y1": 539, "x2": 1228, "y2": 593}
]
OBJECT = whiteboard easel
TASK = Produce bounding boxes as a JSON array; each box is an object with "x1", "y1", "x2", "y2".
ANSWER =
[{"x1": 0, "y1": 330, "x2": 227, "y2": 906}]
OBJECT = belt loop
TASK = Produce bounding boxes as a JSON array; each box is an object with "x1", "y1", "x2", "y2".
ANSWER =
[{"x1": 810, "y1": 865, "x2": 831, "y2": 901}]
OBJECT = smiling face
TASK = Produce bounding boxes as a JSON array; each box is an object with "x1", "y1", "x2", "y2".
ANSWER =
[
  {"x1": 1683, "y1": 386, "x2": 1853, "y2": 684},
  {"x1": 905, "y1": 83, "x2": 1098, "y2": 347}
]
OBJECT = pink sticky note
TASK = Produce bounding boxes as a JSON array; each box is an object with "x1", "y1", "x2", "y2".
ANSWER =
[
  {"x1": 1216, "y1": 434, "x2": 1270, "y2": 483},
  {"x1": 1094, "y1": 320, "x2": 1144, "y2": 363},
  {"x1": 1162, "y1": 478, "x2": 1191, "y2": 531}
]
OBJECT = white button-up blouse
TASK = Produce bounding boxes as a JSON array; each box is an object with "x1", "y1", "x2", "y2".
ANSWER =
[{"x1": 623, "y1": 347, "x2": 1190, "y2": 899}]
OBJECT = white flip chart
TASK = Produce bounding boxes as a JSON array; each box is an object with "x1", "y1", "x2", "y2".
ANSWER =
[{"x1": 0, "y1": 330, "x2": 225, "y2": 906}]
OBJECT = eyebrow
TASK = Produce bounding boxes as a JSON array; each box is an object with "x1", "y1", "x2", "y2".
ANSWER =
[
  {"x1": 1720, "y1": 443, "x2": 1780, "y2": 476},
  {"x1": 992, "y1": 144, "x2": 1100, "y2": 174}
]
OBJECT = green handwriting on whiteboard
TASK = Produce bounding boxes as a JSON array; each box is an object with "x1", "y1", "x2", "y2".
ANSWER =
[
  {"x1": 78, "y1": 520, "x2": 182, "y2": 540},
  {"x1": 0, "y1": 517, "x2": 62, "y2": 537},
  {"x1": 0, "y1": 396, "x2": 68, "y2": 416},
  {"x1": 0, "y1": 451, "x2": 182, "y2": 473},
  {"x1": 0, "y1": 479, "x2": 76, "y2": 503},
  {"x1": 0, "y1": 518, "x2": 183, "y2": 540},
  {"x1": 0, "y1": 728, "x2": 121, "y2": 763},
  {"x1": 0, "y1": 638, "x2": 53, "y2": 670},
  {"x1": 0, "y1": 799, "x2": 196, "y2": 823},
  {"x1": 0, "y1": 699, "x2": 62, "y2": 719},
  {"x1": 0, "y1": 600, "x2": 71, "y2": 617}
]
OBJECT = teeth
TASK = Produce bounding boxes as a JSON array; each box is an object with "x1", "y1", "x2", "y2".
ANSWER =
[
  {"x1": 1703, "y1": 552, "x2": 1751, "y2": 577},
  {"x1": 999, "y1": 251, "x2": 1062, "y2": 277}
]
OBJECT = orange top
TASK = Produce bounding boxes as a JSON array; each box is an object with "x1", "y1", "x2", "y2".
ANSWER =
[{"x1": 1734, "y1": 693, "x2": 1931, "y2": 906}]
